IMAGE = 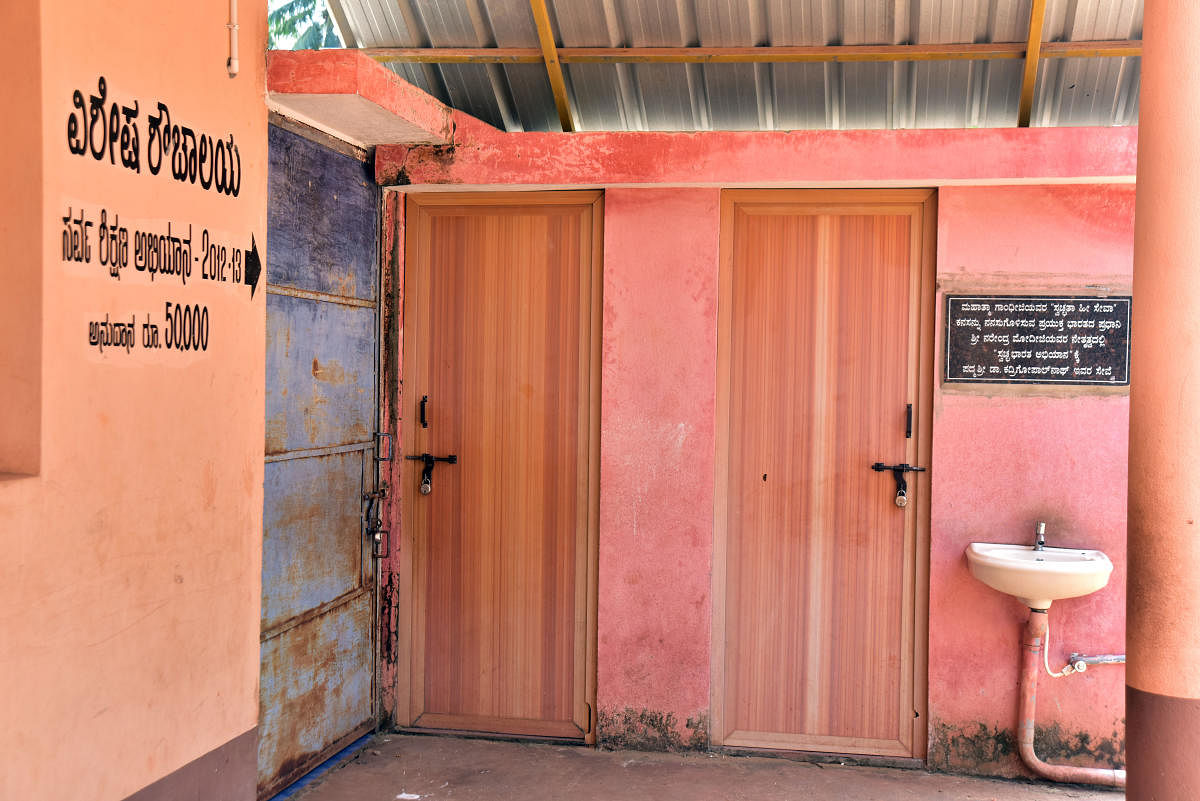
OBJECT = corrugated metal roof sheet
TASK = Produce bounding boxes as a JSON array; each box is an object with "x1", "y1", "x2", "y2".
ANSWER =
[{"x1": 328, "y1": 0, "x2": 1142, "y2": 131}]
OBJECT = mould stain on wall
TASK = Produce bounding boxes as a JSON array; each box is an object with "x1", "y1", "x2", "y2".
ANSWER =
[
  {"x1": 928, "y1": 719, "x2": 1124, "y2": 776},
  {"x1": 385, "y1": 144, "x2": 459, "y2": 187},
  {"x1": 377, "y1": 570, "x2": 399, "y2": 731},
  {"x1": 597, "y1": 707, "x2": 709, "y2": 752}
]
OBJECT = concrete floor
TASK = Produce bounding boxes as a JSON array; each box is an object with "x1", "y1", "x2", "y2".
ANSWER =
[{"x1": 292, "y1": 735, "x2": 1122, "y2": 801}]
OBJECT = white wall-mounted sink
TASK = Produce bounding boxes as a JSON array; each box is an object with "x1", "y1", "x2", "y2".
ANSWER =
[{"x1": 966, "y1": 542, "x2": 1114, "y2": 609}]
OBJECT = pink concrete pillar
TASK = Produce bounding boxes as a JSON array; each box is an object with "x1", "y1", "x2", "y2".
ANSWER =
[{"x1": 1128, "y1": 1, "x2": 1200, "y2": 797}]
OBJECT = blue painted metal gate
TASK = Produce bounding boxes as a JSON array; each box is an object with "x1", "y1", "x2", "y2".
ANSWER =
[{"x1": 259, "y1": 126, "x2": 381, "y2": 798}]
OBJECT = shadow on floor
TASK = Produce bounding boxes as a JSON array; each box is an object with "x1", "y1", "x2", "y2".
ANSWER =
[{"x1": 291, "y1": 734, "x2": 1122, "y2": 801}]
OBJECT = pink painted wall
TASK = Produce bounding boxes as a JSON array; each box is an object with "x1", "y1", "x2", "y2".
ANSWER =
[
  {"x1": 928, "y1": 185, "x2": 1133, "y2": 775},
  {"x1": 592, "y1": 184, "x2": 1134, "y2": 766},
  {"x1": 597, "y1": 189, "x2": 720, "y2": 746},
  {"x1": 378, "y1": 190, "x2": 406, "y2": 729},
  {"x1": 378, "y1": 123, "x2": 1137, "y2": 189},
  {"x1": 309, "y1": 54, "x2": 1137, "y2": 772}
]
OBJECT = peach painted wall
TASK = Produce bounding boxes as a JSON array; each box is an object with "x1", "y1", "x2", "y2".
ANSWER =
[
  {"x1": 928, "y1": 185, "x2": 1133, "y2": 775},
  {"x1": 0, "y1": 1, "x2": 267, "y2": 799},
  {"x1": 0, "y1": 1, "x2": 42, "y2": 475},
  {"x1": 597, "y1": 189, "x2": 720, "y2": 747}
]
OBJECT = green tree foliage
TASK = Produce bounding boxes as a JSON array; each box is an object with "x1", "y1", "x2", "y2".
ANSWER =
[{"x1": 268, "y1": 0, "x2": 343, "y2": 50}]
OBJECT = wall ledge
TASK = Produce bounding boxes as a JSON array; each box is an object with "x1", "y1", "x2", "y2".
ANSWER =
[
  {"x1": 267, "y1": 49, "x2": 500, "y2": 147},
  {"x1": 376, "y1": 126, "x2": 1138, "y2": 188}
]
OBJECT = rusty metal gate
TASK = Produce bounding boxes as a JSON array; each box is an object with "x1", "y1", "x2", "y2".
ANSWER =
[{"x1": 259, "y1": 125, "x2": 382, "y2": 798}]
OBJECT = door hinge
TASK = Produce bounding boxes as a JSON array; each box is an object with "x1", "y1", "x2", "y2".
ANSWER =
[{"x1": 586, "y1": 702, "x2": 594, "y2": 734}]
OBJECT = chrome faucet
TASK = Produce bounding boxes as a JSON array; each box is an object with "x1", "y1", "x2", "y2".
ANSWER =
[{"x1": 1034, "y1": 521, "x2": 1046, "y2": 551}]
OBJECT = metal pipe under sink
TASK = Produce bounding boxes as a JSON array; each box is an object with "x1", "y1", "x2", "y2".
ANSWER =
[{"x1": 1018, "y1": 609, "x2": 1127, "y2": 788}]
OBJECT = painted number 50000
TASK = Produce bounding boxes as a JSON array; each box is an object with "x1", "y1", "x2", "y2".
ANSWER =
[{"x1": 164, "y1": 301, "x2": 209, "y2": 352}]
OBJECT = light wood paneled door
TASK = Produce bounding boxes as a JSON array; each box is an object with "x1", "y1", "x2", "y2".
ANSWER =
[
  {"x1": 398, "y1": 192, "x2": 601, "y2": 742},
  {"x1": 713, "y1": 190, "x2": 934, "y2": 758}
]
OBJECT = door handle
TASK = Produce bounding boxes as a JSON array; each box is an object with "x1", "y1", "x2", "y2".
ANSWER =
[
  {"x1": 871, "y1": 462, "x2": 926, "y2": 508},
  {"x1": 405, "y1": 453, "x2": 458, "y2": 495}
]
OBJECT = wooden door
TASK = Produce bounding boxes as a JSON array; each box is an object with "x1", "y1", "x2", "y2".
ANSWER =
[
  {"x1": 399, "y1": 192, "x2": 601, "y2": 741},
  {"x1": 713, "y1": 190, "x2": 934, "y2": 758}
]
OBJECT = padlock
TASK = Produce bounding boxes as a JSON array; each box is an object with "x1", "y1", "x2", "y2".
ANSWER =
[
  {"x1": 895, "y1": 490, "x2": 908, "y2": 508},
  {"x1": 420, "y1": 478, "x2": 432, "y2": 495}
]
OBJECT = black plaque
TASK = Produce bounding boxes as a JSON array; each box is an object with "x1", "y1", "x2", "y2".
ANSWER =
[{"x1": 944, "y1": 295, "x2": 1131, "y2": 385}]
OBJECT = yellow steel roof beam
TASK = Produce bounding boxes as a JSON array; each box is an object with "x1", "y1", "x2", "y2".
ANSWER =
[
  {"x1": 363, "y1": 39, "x2": 1140, "y2": 67},
  {"x1": 1018, "y1": 0, "x2": 1049, "y2": 127},
  {"x1": 528, "y1": 0, "x2": 574, "y2": 132}
]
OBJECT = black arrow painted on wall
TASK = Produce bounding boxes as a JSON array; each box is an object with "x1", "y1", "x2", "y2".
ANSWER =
[{"x1": 244, "y1": 234, "x2": 261, "y2": 299}]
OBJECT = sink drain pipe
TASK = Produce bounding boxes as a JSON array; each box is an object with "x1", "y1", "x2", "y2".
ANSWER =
[{"x1": 1019, "y1": 609, "x2": 1126, "y2": 788}]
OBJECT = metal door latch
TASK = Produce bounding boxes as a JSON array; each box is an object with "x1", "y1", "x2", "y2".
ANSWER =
[
  {"x1": 374, "y1": 432, "x2": 393, "y2": 462},
  {"x1": 405, "y1": 453, "x2": 458, "y2": 495},
  {"x1": 871, "y1": 462, "x2": 926, "y2": 508},
  {"x1": 370, "y1": 529, "x2": 389, "y2": 558},
  {"x1": 362, "y1": 484, "x2": 389, "y2": 558},
  {"x1": 362, "y1": 483, "x2": 389, "y2": 502}
]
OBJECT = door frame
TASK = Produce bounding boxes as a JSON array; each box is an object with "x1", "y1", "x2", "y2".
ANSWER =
[
  {"x1": 392, "y1": 190, "x2": 602, "y2": 742},
  {"x1": 710, "y1": 188, "x2": 936, "y2": 759}
]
